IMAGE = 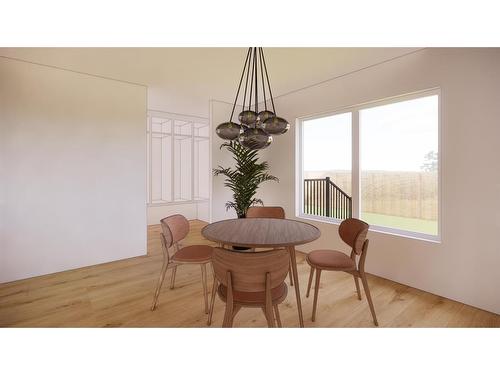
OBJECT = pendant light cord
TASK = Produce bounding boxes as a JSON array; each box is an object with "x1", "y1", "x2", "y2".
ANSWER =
[
  {"x1": 248, "y1": 48, "x2": 255, "y2": 111},
  {"x1": 254, "y1": 47, "x2": 258, "y2": 114},
  {"x1": 229, "y1": 47, "x2": 277, "y2": 121},
  {"x1": 259, "y1": 47, "x2": 267, "y2": 111},
  {"x1": 230, "y1": 48, "x2": 251, "y2": 122},
  {"x1": 260, "y1": 48, "x2": 277, "y2": 115}
]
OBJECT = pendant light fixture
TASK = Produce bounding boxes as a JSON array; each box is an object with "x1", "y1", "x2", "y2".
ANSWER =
[{"x1": 216, "y1": 47, "x2": 289, "y2": 150}]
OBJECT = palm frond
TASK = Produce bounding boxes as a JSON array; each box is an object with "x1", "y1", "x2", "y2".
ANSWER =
[{"x1": 214, "y1": 141, "x2": 278, "y2": 217}]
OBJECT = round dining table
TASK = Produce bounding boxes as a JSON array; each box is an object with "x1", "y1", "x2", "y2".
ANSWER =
[{"x1": 202, "y1": 218, "x2": 321, "y2": 327}]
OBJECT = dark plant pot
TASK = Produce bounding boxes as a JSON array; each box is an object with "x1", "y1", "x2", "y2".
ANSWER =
[{"x1": 232, "y1": 245, "x2": 251, "y2": 251}]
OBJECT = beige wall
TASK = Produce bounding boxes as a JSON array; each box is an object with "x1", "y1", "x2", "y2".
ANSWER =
[
  {"x1": 211, "y1": 48, "x2": 500, "y2": 314},
  {"x1": 0, "y1": 57, "x2": 148, "y2": 283}
]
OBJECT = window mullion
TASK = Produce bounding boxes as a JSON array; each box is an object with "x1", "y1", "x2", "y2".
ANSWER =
[
  {"x1": 191, "y1": 122, "x2": 195, "y2": 200},
  {"x1": 352, "y1": 110, "x2": 360, "y2": 219},
  {"x1": 148, "y1": 115, "x2": 152, "y2": 204},
  {"x1": 171, "y1": 126, "x2": 175, "y2": 202}
]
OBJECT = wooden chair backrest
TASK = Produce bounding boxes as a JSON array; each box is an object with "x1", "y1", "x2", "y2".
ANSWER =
[
  {"x1": 212, "y1": 247, "x2": 290, "y2": 292},
  {"x1": 159, "y1": 214, "x2": 189, "y2": 262},
  {"x1": 339, "y1": 218, "x2": 369, "y2": 255},
  {"x1": 160, "y1": 214, "x2": 189, "y2": 248},
  {"x1": 246, "y1": 206, "x2": 285, "y2": 219}
]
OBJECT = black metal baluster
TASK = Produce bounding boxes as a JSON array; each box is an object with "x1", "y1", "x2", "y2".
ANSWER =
[
  {"x1": 343, "y1": 192, "x2": 345, "y2": 218},
  {"x1": 317, "y1": 180, "x2": 320, "y2": 216},
  {"x1": 308, "y1": 180, "x2": 310, "y2": 215},
  {"x1": 331, "y1": 184, "x2": 334, "y2": 219},
  {"x1": 315, "y1": 180, "x2": 318, "y2": 215},
  {"x1": 336, "y1": 189, "x2": 339, "y2": 219},
  {"x1": 341, "y1": 191, "x2": 343, "y2": 218},
  {"x1": 319, "y1": 180, "x2": 322, "y2": 216},
  {"x1": 332, "y1": 185, "x2": 337, "y2": 218},
  {"x1": 321, "y1": 180, "x2": 324, "y2": 216},
  {"x1": 307, "y1": 180, "x2": 310, "y2": 214},
  {"x1": 333, "y1": 186, "x2": 336, "y2": 219},
  {"x1": 311, "y1": 180, "x2": 313, "y2": 215},
  {"x1": 308, "y1": 180, "x2": 310, "y2": 214},
  {"x1": 303, "y1": 180, "x2": 306, "y2": 214},
  {"x1": 325, "y1": 177, "x2": 330, "y2": 217},
  {"x1": 340, "y1": 192, "x2": 343, "y2": 219},
  {"x1": 342, "y1": 194, "x2": 345, "y2": 219},
  {"x1": 342, "y1": 195, "x2": 347, "y2": 219},
  {"x1": 328, "y1": 183, "x2": 331, "y2": 218},
  {"x1": 317, "y1": 180, "x2": 319, "y2": 216},
  {"x1": 341, "y1": 193, "x2": 344, "y2": 219},
  {"x1": 332, "y1": 187, "x2": 335, "y2": 219}
]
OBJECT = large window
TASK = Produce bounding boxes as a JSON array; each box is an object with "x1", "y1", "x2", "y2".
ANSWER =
[
  {"x1": 147, "y1": 111, "x2": 210, "y2": 206},
  {"x1": 298, "y1": 90, "x2": 440, "y2": 240}
]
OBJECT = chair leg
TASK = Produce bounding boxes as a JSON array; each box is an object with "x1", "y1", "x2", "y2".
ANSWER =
[
  {"x1": 201, "y1": 263, "x2": 209, "y2": 314},
  {"x1": 151, "y1": 262, "x2": 169, "y2": 311},
  {"x1": 306, "y1": 266, "x2": 315, "y2": 298},
  {"x1": 312, "y1": 269, "x2": 322, "y2": 322},
  {"x1": 207, "y1": 275, "x2": 218, "y2": 326},
  {"x1": 360, "y1": 272, "x2": 378, "y2": 326},
  {"x1": 353, "y1": 275, "x2": 362, "y2": 300},
  {"x1": 288, "y1": 263, "x2": 293, "y2": 286},
  {"x1": 274, "y1": 305, "x2": 282, "y2": 328},
  {"x1": 231, "y1": 305, "x2": 242, "y2": 322},
  {"x1": 262, "y1": 306, "x2": 275, "y2": 328},
  {"x1": 222, "y1": 305, "x2": 241, "y2": 328},
  {"x1": 222, "y1": 302, "x2": 234, "y2": 328},
  {"x1": 169, "y1": 265, "x2": 177, "y2": 289},
  {"x1": 222, "y1": 304, "x2": 239, "y2": 328}
]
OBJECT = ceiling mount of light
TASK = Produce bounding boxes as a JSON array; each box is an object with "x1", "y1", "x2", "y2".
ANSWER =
[{"x1": 216, "y1": 47, "x2": 289, "y2": 150}]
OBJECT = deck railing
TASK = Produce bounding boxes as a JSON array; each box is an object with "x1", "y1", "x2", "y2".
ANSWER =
[{"x1": 303, "y1": 177, "x2": 352, "y2": 220}]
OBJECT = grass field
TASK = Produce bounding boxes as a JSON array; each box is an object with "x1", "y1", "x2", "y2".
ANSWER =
[
  {"x1": 304, "y1": 205, "x2": 438, "y2": 235},
  {"x1": 361, "y1": 212, "x2": 438, "y2": 235}
]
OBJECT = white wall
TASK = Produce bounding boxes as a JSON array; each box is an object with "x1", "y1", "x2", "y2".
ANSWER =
[
  {"x1": 211, "y1": 48, "x2": 500, "y2": 314},
  {"x1": 0, "y1": 57, "x2": 147, "y2": 283}
]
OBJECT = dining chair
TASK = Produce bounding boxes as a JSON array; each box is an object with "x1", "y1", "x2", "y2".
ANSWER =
[
  {"x1": 209, "y1": 247, "x2": 290, "y2": 327},
  {"x1": 151, "y1": 214, "x2": 213, "y2": 314},
  {"x1": 245, "y1": 206, "x2": 293, "y2": 286},
  {"x1": 305, "y1": 218, "x2": 378, "y2": 326}
]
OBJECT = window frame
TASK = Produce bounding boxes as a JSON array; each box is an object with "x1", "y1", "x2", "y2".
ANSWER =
[
  {"x1": 147, "y1": 110, "x2": 210, "y2": 207},
  {"x1": 296, "y1": 88, "x2": 441, "y2": 242}
]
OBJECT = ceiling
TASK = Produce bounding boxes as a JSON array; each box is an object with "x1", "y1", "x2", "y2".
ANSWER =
[{"x1": 0, "y1": 48, "x2": 419, "y2": 117}]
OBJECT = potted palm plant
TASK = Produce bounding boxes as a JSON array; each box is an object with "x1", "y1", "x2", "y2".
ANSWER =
[{"x1": 213, "y1": 141, "x2": 278, "y2": 219}]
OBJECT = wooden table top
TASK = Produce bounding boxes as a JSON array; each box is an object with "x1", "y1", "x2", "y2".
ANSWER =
[{"x1": 201, "y1": 218, "x2": 321, "y2": 248}]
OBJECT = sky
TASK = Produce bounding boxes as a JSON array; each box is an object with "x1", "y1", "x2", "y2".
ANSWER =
[{"x1": 303, "y1": 95, "x2": 438, "y2": 172}]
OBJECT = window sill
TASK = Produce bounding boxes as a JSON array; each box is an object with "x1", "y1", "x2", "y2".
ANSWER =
[{"x1": 297, "y1": 213, "x2": 441, "y2": 244}]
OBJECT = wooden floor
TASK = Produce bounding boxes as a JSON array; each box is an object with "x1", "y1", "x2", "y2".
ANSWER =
[{"x1": 1, "y1": 220, "x2": 499, "y2": 328}]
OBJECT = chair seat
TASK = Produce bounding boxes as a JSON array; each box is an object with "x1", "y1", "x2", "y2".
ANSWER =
[
  {"x1": 217, "y1": 283, "x2": 288, "y2": 306},
  {"x1": 306, "y1": 249, "x2": 356, "y2": 270},
  {"x1": 172, "y1": 245, "x2": 213, "y2": 263}
]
